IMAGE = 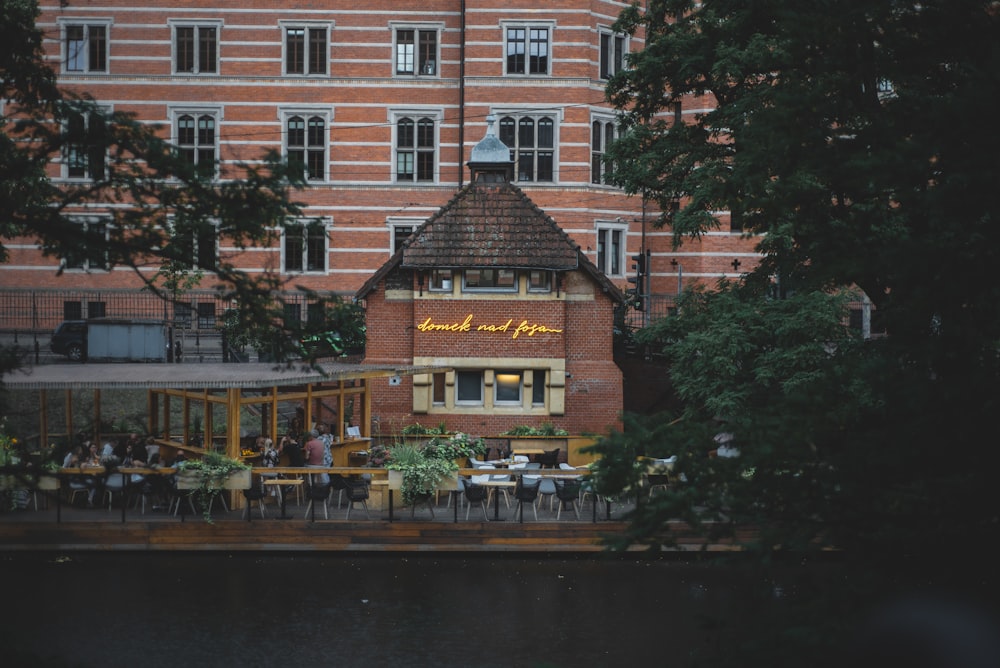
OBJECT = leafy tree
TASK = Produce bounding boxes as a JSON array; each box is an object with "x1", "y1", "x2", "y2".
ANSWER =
[
  {"x1": 595, "y1": 0, "x2": 1000, "y2": 579},
  {"x1": 1, "y1": 0, "x2": 334, "y2": 377}
]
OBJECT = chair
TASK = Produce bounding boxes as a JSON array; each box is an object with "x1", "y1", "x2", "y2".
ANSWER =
[
  {"x1": 555, "y1": 479, "x2": 582, "y2": 520},
  {"x1": 536, "y1": 477, "x2": 557, "y2": 513},
  {"x1": 511, "y1": 476, "x2": 540, "y2": 522},
  {"x1": 468, "y1": 456, "x2": 490, "y2": 469},
  {"x1": 579, "y1": 479, "x2": 601, "y2": 511},
  {"x1": 410, "y1": 492, "x2": 436, "y2": 519},
  {"x1": 343, "y1": 479, "x2": 370, "y2": 519},
  {"x1": 303, "y1": 482, "x2": 331, "y2": 520},
  {"x1": 103, "y1": 472, "x2": 127, "y2": 511},
  {"x1": 645, "y1": 456, "x2": 676, "y2": 499},
  {"x1": 67, "y1": 477, "x2": 90, "y2": 506},
  {"x1": 445, "y1": 477, "x2": 465, "y2": 511},
  {"x1": 463, "y1": 481, "x2": 489, "y2": 521},
  {"x1": 536, "y1": 448, "x2": 560, "y2": 469},
  {"x1": 242, "y1": 480, "x2": 267, "y2": 521},
  {"x1": 329, "y1": 474, "x2": 349, "y2": 509}
]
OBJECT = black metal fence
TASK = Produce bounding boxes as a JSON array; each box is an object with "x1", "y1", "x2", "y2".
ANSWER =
[{"x1": 0, "y1": 288, "x2": 347, "y2": 337}]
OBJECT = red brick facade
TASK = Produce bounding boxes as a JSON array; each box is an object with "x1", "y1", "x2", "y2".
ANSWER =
[{"x1": 3, "y1": 0, "x2": 758, "y2": 313}]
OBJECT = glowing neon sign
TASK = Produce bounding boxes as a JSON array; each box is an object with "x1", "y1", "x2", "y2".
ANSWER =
[{"x1": 416, "y1": 314, "x2": 563, "y2": 339}]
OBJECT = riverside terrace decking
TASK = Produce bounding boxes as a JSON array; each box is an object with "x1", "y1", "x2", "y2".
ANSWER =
[{"x1": 0, "y1": 472, "x2": 748, "y2": 553}]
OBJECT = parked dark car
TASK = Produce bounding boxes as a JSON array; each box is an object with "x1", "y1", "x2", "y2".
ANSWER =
[{"x1": 50, "y1": 320, "x2": 88, "y2": 361}]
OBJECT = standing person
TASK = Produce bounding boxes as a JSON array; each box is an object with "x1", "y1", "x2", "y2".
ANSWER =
[
  {"x1": 261, "y1": 438, "x2": 281, "y2": 497},
  {"x1": 317, "y1": 422, "x2": 334, "y2": 468},
  {"x1": 303, "y1": 429, "x2": 328, "y2": 483}
]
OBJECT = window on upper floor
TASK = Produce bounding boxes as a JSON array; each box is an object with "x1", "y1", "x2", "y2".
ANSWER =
[
  {"x1": 284, "y1": 24, "x2": 329, "y2": 76},
  {"x1": 285, "y1": 113, "x2": 328, "y2": 182},
  {"x1": 498, "y1": 114, "x2": 555, "y2": 183},
  {"x1": 170, "y1": 220, "x2": 218, "y2": 270},
  {"x1": 596, "y1": 222, "x2": 626, "y2": 277},
  {"x1": 463, "y1": 268, "x2": 517, "y2": 292},
  {"x1": 395, "y1": 115, "x2": 437, "y2": 183},
  {"x1": 429, "y1": 268, "x2": 453, "y2": 291},
  {"x1": 64, "y1": 108, "x2": 107, "y2": 180},
  {"x1": 527, "y1": 270, "x2": 552, "y2": 293},
  {"x1": 173, "y1": 23, "x2": 219, "y2": 74},
  {"x1": 599, "y1": 30, "x2": 626, "y2": 80},
  {"x1": 388, "y1": 220, "x2": 419, "y2": 254},
  {"x1": 505, "y1": 24, "x2": 551, "y2": 76},
  {"x1": 62, "y1": 218, "x2": 110, "y2": 271},
  {"x1": 175, "y1": 112, "x2": 217, "y2": 177},
  {"x1": 591, "y1": 117, "x2": 617, "y2": 185},
  {"x1": 283, "y1": 220, "x2": 327, "y2": 273},
  {"x1": 394, "y1": 27, "x2": 439, "y2": 77},
  {"x1": 62, "y1": 22, "x2": 108, "y2": 73}
]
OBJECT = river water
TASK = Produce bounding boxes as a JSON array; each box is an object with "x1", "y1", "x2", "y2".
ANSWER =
[{"x1": 0, "y1": 552, "x2": 856, "y2": 667}]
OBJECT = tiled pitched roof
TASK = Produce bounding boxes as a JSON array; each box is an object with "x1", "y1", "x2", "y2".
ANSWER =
[
  {"x1": 400, "y1": 182, "x2": 580, "y2": 270},
  {"x1": 355, "y1": 181, "x2": 623, "y2": 304}
]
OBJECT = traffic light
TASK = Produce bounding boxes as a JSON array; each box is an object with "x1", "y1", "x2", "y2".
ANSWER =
[{"x1": 628, "y1": 251, "x2": 647, "y2": 311}]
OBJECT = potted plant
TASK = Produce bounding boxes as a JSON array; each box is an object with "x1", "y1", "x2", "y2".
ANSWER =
[
  {"x1": 397, "y1": 422, "x2": 451, "y2": 445},
  {"x1": 422, "y1": 432, "x2": 487, "y2": 466},
  {"x1": 385, "y1": 443, "x2": 458, "y2": 507},
  {"x1": 176, "y1": 451, "x2": 251, "y2": 521}
]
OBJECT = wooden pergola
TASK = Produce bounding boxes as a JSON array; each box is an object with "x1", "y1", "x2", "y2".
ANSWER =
[{"x1": 3, "y1": 362, "x2": 435, "y2": 462}]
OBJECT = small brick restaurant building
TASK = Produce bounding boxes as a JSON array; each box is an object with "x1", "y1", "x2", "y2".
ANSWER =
[{"x1": 356, "y1": 119, "x2": 625, "y2": 442}]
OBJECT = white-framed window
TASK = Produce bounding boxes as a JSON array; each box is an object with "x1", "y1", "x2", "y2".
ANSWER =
[
  {"x1": 494, "y1": 371, "x2": 523, "y2": 405},
  {"x1": 171, "y1": 21, "x2": 220, "y2": 74},
  {"x1": 429, "y1": 269, "x2": 453, "y2": 291},
  {"x1": 62, "y1": 217, "x2": 110, "y2": 271},
  {"x1": 393, "y1": 24, "x2": 441, "y2": 77},
  {"x1": 283, "y1": 219, "x2": 328, "y2": 274},
  {"x1": 497, "y1": 113, "x2": 556, "y2": 183},
  {"x1": 169, "y1": 219, "x2": 218, "y2": 270},
  {"x1": 63, "y1": 106, "x2": 108, "y2": 180},
  {"x1": 527, "y1": 270, "x2": 552, "y2": 293},
  {"x1": 281, "y1": 22, "x2": 330, "y2": 76},
  {"x1": 60, "y1": 20, "x2": 110, "y2": 73},
  {"x1": 456, "y1": 370, "x2": 484, "y2": 406},
  {"x1": 463, "y1": 268, "x2": 517, "y2": 292},
  {"x1": 280, "y1": 108, "x2": 331, "y2": 182},
  {"x1": 596, "y1": 221, "x2": 627, "y2": 277},
  {"x1": 392, "y1": 111, "x2": 440, "y2": 183},
  {"x1": 599, "y1": 29, "x2": 626, "y2": 80},
  {"x1": 387, "y1": 218, "x2": 421, "y2": 254},
  {"x1": 503, "y1": 22, "x2": 553, "y2": 76},
  {"x1": 172, "y1": 109, "x2": 219, "y2": 177},
  {"x1": 591, "y1": 115, "x2": 617, "y2": 185}
]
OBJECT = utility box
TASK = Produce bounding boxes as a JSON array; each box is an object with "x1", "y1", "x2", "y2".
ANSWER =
[{"x1": 86, "y1": 320, "x2": 168, "y2": 362}]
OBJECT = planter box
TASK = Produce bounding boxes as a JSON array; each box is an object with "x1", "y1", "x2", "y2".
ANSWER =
[
  {"x1": 506, "y1": 436, "x2": 568, "y2": 452},
  {"x1": 37, "y1": 475, "x2": 60, "y2": 491},
  {"x1": 176, "y1": 469, "x2": 250, "y2": 490},
  {"x1": 223, "y1": 469, "x2": 251, "y2": 490}
]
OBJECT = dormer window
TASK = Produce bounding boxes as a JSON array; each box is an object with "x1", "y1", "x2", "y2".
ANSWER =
[{"x1": 463, "y1": 268, "x2": 517, "y2": 291}]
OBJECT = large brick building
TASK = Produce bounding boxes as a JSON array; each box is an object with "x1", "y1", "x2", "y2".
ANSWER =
[{"x1": 2, "y1": 0, "x2": 757, "y2": 331}]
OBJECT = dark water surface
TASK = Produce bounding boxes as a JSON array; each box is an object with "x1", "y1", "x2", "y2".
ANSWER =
[{"x1": 0, "y1": 552, "x2": 845, "y2": 667}]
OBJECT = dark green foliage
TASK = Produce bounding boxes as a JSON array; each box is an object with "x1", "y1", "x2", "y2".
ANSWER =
[
  {"x1": 1, "y1": 0, "x2": 345, "y2": 377},
  {"x1": 591, "y1": 0, "x2": 1000, "y2": 626}
]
